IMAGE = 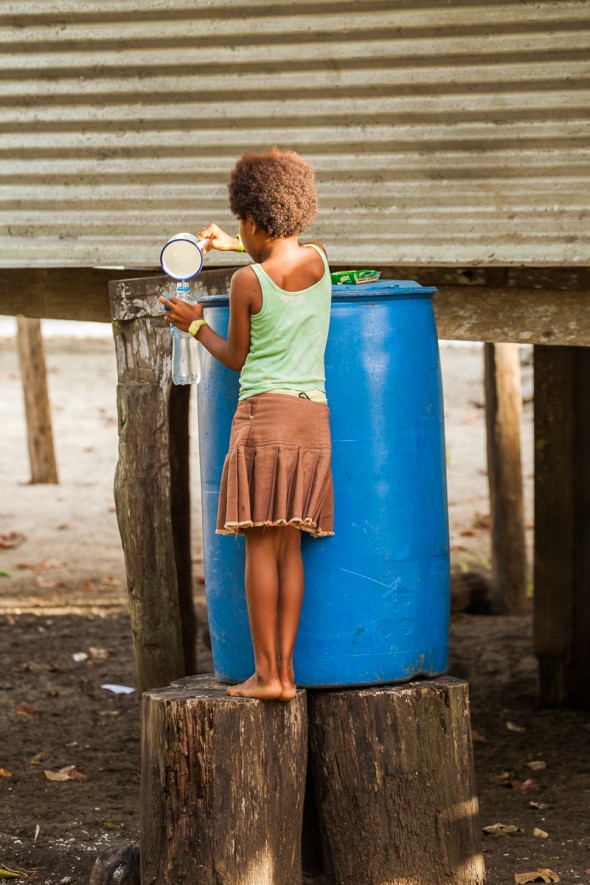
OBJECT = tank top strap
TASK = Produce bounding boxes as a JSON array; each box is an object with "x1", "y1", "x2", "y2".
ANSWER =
[{"x1": 303, "y1": 242, "x2": 330, "y2": 271}]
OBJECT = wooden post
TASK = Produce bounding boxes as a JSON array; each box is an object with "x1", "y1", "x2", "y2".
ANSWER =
[
  {"x1": 16, "y1": 316, "x2": 59, "y2": 484},
  {"x1": 141, "y1": 675, "x2": 307, "y2": 885},
  {"x1": 112, "y1": 309, "x2": 185, "y2": 692},
  {"x1": 308, "y1": 677, "x2": 485, "y2": 885},
  {"x1": 109, "y1": 270, "x2": 235, "y2": 693},
  {"x1": 484, "y1": 342, "x2": 527, "y2": 613},
  {"x1": 534, "y1": 345, "x2": 590, "y2": 708}
]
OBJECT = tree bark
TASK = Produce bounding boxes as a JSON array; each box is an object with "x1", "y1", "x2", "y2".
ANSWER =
[
  {"x1": 141, "y1": 675, "x2": 307, "y2": 885},
  {"x1": 484, "y1": 341, "x2": 527, "y2": 613},
  {"x1": 16, "y1": 316, "x2": 58, "y2": 484},
  {"x1": 308, "y1": 677, "x2": 484, "y2": 885}
]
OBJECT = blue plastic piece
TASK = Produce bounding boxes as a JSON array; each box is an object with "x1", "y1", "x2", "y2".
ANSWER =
[{"x1": 197, "y1": 281, "x2": 450, "y2": 687}]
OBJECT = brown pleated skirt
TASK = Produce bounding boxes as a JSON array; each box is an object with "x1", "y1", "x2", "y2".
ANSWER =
[{"x1": 216, "y1": 393, "x2": 334, "y2": 538}]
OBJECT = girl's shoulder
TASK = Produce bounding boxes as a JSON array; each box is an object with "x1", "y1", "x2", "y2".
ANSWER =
[{"x1": 303, "y1": 240, "x2": 328, "y2": 258}]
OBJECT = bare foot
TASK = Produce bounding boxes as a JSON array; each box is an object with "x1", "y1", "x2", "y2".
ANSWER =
[
  {"x1": 226, "y1": 673, "x2": 283, "y2": 700},
  {"x1": 279, "y1": 680, "x2": 297, "y2": 701}
]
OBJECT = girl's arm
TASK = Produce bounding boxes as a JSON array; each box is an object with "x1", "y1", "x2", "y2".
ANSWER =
[{"x1": 158, "y1": 266, "x2": 257, "y2": 372}]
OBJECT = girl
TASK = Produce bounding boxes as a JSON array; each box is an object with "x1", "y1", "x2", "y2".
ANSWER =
[{"x1": 159, "y1": 148, "x2": 333, "y2": 701}]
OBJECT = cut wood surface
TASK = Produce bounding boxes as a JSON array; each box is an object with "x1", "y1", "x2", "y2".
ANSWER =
[
  {"x1": 16, "y1": 316, "x2": 58, "y2": 484},
  {"x1": 141, "y1": 674, "x2": 307, "y2": 885},
  {"x1": 308, "y1": 677, "x2": 485, "y2": 885},
  {"x1": 484, "y1": 342, "x2": 527, "y2": 613}
]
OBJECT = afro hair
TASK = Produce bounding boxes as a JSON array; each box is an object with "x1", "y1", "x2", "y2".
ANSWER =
[{"x1": 228, "y1": 147, "x2": 319, "y2": 238}]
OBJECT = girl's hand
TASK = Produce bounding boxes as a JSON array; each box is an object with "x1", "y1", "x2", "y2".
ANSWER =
[
  {"x1": 197, "y1": 223, "x2": 240, "y2": 253},
  {"x1": 158, "y1": 295, "x2": 203, "y2": 333}
]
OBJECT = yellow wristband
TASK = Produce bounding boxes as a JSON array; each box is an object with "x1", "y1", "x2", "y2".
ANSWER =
[
  {"x1": 235, "y1": 234, "x2": 245, "y2": 253},
  {"x1": 188, "y1": 319, "x2": 207, "y2": 338}
]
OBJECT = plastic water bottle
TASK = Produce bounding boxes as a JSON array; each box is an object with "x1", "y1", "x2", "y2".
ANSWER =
[{"x1": 170, "y1": 280, "x2": 201, "y2": 385}]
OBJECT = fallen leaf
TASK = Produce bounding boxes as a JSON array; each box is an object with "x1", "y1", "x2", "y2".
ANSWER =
[
  {"x1": 514, "y1": 870, "x2": 560, "y2": 884},
  {"x1": 460, "y1": 529, "x2": 480, "y2": 537},
  {"x1": 482, "y1": 823, "x2": 523, "y2": 836},
  {"x1": 44, "y1": 765, "x2": 88, "y2": 782},
  {"x1": 529, "y1": 800, "x2": 549, "y2": 810},
  {"x1": 89, "y1": 647, "x2": 109, "y2": 661},
  {"x1": 16, "y1": 703, "x2": 34, "y2": 717},
  {"x1": 35, "y1": 577, "x2": 64, "y2": 589},
  {"x1": 472, "y1": 513, "x2": 491, "y2": 530},
  {"x1": 100, "y1": 577, "x2": 120, "y2": 587},
  {"x1": 0, "y1": 769, "x2": 12, "y2": 778},
  {"x1": 82, "y1": 581, "x2": 97, "y2": 592},
  {"x1": 57, "y1": 524, "x2": 69, "y2": 531},
  {"x1": 0, "y1": 532, "x2": 26, "y2": 549},
  {"x1": 33, "y1": 824, "x2": 40, "y2": 843},
  {"x1": 533, "y1": 827, "x2": 549, "y2": 839},
  {"x1": 29, "y1": 752, "x2": 44, "y2": 765},
  {"x1": 102, "y1": 821, "x2": 121, "y2": 829},
  {"x1": 0, "y1": 570, "x2": 11, "y2": 578},
  {"x1": 507, "y1": 778, "x2": 538, "y2": 791},
  {"x1": 472, "y1": 730, "x2": 487, "y2": 744},
  {"x1": 0, "y1": 869, "x2": 21, "y2": 879},
  {"x1": 17, "y1": 560, "x2": 66, "y2": 573},
  {"x1": 72, "y1": 652, "x2": 88, "y2": 663},
  {"x1": 526, "y1": 760, "x2": 546, "y2": 771},
  {"x1": 506, "y1": 720, "x2": 527, "y2": 733},
  {"x1": 98, "y1": 710, "x2": 121, "y2": 718},
  {"x1": 497, "y1": 770, "x2": 513, "y2": 782}
]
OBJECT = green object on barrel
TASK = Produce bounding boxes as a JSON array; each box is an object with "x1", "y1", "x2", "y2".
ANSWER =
[{"x1": 330, "y1": 269, "x2": 381, "y2": 285}]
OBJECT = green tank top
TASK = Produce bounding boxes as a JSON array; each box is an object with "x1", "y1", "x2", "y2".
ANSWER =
[{"x1": 238, "y1": 244, "x2": 332, "y2": 401}]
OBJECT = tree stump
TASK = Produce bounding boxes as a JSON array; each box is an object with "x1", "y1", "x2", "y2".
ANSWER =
[
  {"x1": 141, "y1": 674, "x2": 307, "y2": 885},
  {"x1": 307, "y1": 677, "x2": 485, "y2": 885},
  {"x1": 89, "y1": 842, "x2": 140, "y2": 885}
]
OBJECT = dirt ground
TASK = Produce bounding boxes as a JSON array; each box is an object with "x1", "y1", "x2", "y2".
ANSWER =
[{"x1": 1, "y1": 331, "x2": 589, "y2": 885}]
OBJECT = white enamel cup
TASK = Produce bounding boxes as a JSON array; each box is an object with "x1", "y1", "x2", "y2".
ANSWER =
[{"x1": 160, "y1": 232, "x2": 211, "y2": 280}]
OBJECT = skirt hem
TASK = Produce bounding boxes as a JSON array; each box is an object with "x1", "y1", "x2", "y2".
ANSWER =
[{"x1": 217, "y1": 517, "x2": 334, "y2": 539}]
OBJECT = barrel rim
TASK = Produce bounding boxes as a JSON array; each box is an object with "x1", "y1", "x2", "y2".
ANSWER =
[{"x1": 199, "y1": 280, "x2": 437, "y2": 306}]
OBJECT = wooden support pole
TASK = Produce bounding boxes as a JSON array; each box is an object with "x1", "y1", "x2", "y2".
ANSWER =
[
  {"x1": 484, "y1": 342, "x2": 527, "y2": 613},
  {"x1": 141, "y1": 675, "x2": 307, "y2": 885},
  {"x1": 534, "y1": 345, "x2": 590, "y2": 708},
  {"x1": 308, "y1": 677, "x2": 485, "y2": 885},
  {"x1": 169, "y1": 383, "x2": 197, "y2": 675},
  {"x1": 112, "y1": 314, "x2": 185, "y2": 693},
  {"x1": 16, "y1": 316, "x2": 59, "y2": 484}
]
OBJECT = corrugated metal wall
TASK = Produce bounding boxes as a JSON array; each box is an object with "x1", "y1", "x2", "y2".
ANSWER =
[{"x1": 1, "y1": 0, "x2": 589, "y2": 267}]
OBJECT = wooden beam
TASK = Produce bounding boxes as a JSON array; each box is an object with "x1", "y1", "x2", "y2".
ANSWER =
[
  {"x1": 16, "y1": 317, "x2": 59, "y2": 484},
  {"x1": 534, "y1": 345, "x2": 590, "y2": 708},
  {"x1": 484, "y1": 342, "x2": 527, "y2": 613}
]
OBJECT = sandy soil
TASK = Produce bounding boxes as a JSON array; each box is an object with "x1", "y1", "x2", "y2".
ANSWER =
[{"x1": 2, "y1": 333, "x2": 589, "y2": 885}]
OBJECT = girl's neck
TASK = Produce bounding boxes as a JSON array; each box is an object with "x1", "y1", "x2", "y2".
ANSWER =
[{"x1": 259, "y1": 236, "x2": 300, "y2": 264}]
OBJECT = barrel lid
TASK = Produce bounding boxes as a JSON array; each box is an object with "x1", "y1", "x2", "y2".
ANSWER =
[
  {"x1": 331, "y1": 280, "x2": 437, "y2": 299},
  {"x1": 199, "y1": 279, "x2": 436, "y2": 305}
]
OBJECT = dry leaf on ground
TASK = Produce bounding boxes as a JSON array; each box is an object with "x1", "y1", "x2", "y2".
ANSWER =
[
  {"x1": 0, "y1": 768, "x2": 12, "y2": 778},
  {"x1": 0, "y1": 869, "x2": 22, "y2": 879},
  {"x1": 472, "y1": 729, "x2": 487, "y2": 743},
  {"x1": 533, "y1": 827, "x2": 549, "y2": 838},
  {"x1": 482, "y1": 823, "x2": 523, "y2": 836},
  {"x1": 506, "y1": 720, "x2": 527, "y2": 733},
  {"x1": 17, "y1": 560, "x2": 66, "y2": 573},
  {"x1": 507, "y1": 778, "x2": 538, "y2": 791},
  {"x1": 44, "y1": 765, "x2": 88, "y2": 782},
  {"x1": 100, "y1": 577, "x2": 120, "y2": 587},
  {"x1": 29, "y1": 752, "x2": 44, "y2": 765},
  {"x1": 526, "y1": 760, "x2": 547, "y2": 771},
  {"x1": 514, "y1": 870, "x2": 560, "y2": 884},
  {"x1": 0, "y1": 532, "x2": 26, "y2": 549},
  {"x1": 35, "y1": 577, "x2": 64, "y2": 589},
  {"x1": 16, "y1": 703, "x2": 34, "y2": 716}
]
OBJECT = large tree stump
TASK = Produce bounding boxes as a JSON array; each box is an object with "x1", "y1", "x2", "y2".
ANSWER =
[
  {"x1": 16, "y1": 316, "x2": 58, "y2": 484},
  {"x1": 484, "y1": 341, "x2": 527, "y2": 613},
  {"x1": 141, "y1": 674, "x2": 307, "y2": 885},
  {"x1": 534, "y1": 344, "x2": 590, "y2": 708},
  {"x1": 308, "y1": 677, "x2": 484, "y2": 885}
]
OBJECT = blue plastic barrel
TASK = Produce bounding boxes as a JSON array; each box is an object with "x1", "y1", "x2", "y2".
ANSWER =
[{"x1": 197, "y1": 281, "x2": 450, "y2": 687}]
